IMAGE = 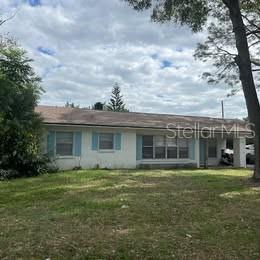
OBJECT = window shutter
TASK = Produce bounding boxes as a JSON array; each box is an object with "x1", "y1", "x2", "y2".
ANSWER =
[
  {"x1": 114, "y1": 133, "x2": 122, "y2": 150},
  {"x1": 189, "y1": 138, "x2": 195, "y2": 160},
  {"x1": 136, "y1": 135, "x2": 142, "y2": 160},
  {"x1": 92, "y1": 132, "x2": 98, "y2": 150},
  {"x1": 47, "y1": 131, "x2": 55, "y2": 157},
  {"x1": 74, "y1": 132, "x2": 82, "y2": 156}
]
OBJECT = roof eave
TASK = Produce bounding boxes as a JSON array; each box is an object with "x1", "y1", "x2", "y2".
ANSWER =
[{"x1": 42, "y1": 122, "x2": 252, "y2": 135}]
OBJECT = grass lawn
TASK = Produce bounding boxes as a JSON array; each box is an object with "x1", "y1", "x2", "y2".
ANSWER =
[{"x1": 0, "y1": 169, "x2": 260, "y2": 259}]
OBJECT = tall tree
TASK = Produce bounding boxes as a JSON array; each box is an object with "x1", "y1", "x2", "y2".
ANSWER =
[
  {"x1": 0, "y1": 42, "x2": 45, "y2": 177},
  {"x1": 93, "y1": 102, "x2": 105, "y2": 110},
  {"x1": 107, "y1": 83, "x2": 128, "y2": 112},
  {"x1": 124, "y1": 0, "x2": 260, "y2": 181}
]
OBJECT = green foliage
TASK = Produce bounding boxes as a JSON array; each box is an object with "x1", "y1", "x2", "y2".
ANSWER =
[
  {"x1": 0, "y1": 44, "x2": 46, "y2": 177},
  {"x1": 107, "y1": 83, "x2": 129, "y2": 112},
  {"x1": 93, "y1": 102, "x2": 105, "y2": 110},
  {"x1": 124, "y1": 0, "x2": 209, "y2": 32},
  {"x1": 0, "y1": 169, "x2": 259, "y2": 258},
  {"x1": 0, "y1": 169, "x2": 19, "y2": 181}
]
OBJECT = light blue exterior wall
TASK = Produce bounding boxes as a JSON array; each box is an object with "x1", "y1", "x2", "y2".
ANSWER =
[{"x1": 43, "y1": 125, "x2": 227, "y2": 170}]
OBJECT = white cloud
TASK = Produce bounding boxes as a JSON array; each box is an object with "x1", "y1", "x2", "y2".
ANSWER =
[{"x1": 1, "y1": 0, "x2": 248, "y2": 118}]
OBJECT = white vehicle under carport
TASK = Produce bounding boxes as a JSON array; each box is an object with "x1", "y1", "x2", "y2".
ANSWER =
[
  {"x1": 221, "y1": 145, "x2": 254, "y2": 165},
  {"x1": 246, "y1": 144, "x2": 255, "y2": 164},
  {"x1": 220, "y1": 149, "x2": 234, "y2": 166}
]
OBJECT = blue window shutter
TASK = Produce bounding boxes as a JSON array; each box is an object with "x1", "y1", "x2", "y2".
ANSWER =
[
  {"x1": 74, "y1": 132, "x2": 82, "y2": 156},
  {"x1": 136, "y1": 135, "x2": 142, "y2": 160},
  {"x1": 92, "y1": 132, "x2": 98, "y2": 150},
  {"x1": 114, "y1": 133, "x2": 122, "y2": 150},
  {"x1": 189, "y1": 138, "x2": 195, "y2": 160},
  {"x1": 47, "y1": 131, "x2": 55, "y2": 157}
]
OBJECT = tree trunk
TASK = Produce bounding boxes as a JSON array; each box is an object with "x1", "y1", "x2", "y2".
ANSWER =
[{"x1": 223, "y1": 0, "x2": 260, "y2": 181}]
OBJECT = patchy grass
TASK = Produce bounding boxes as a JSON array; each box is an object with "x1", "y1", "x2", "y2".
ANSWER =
[{"x1": 0, "y1": 169, "x2": 260, "y2": 259}]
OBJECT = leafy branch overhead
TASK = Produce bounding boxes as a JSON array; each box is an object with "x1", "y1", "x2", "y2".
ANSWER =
[
  {"x1": 194, "y1": 0, "x2": 260, "y2": 95},
  {"x1": 124, "y1": 0, "x2": 209, "y2": 32},
  {"x1": 124, "y1": 0, "x2": 260, "y2": 95}
]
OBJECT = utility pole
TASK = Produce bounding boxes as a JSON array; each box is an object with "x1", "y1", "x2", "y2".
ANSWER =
[{"x1": 221, "y1": 100, "x2": 225, "y2": 119}]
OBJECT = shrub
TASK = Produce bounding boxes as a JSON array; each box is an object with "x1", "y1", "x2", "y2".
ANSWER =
[
  {"x1": 0, "y1": 155, "x2": 48, "y2": 177},
  {"x1": 0, "y1": 156, "x2": 60, "y2": 180},
  {"x1": 72, "y1": 166, "x2": 82, "y2": 171},
  {"x1": 46, "y1": 159, "x2": 60, "y2": 174},
  {"x1": 0, "y1": 44, "x2": 45, "y2": 179},
  {"x1": 0, "y1": 169, "x2": 20, "y2": 181}
]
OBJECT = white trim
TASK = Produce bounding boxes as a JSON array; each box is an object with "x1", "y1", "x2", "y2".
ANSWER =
[
  {"x1": 55, "y1": 156, "x2": 76, "y2": 159},
  {"x1": 139, "y1": 158, "x2": 195, "y2": 164},
  {"x1": 98, "y1": 150, "x2": 115, "y2": 153}
]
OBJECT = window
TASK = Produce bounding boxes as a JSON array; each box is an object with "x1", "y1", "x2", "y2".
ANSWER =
[
  {"x1": 56, "y1": 132, "x2": 73, "y2": 156},
  {"x1": 167, "y1": 137, "x2": 177, "y2": 158},
  {"x1": 155, "y1": 136, "x2": 166, "y2": 158},
  {"x1": 99, "y1": 133, "x2": 114, "y2": 150},
  {"x1": 179, "y1": 139, "x2": 189, "y2": 158},
  {"x1": 141, "y1": 135, "x2": 190, "y2": 160},
  {"x1": 208, "y1": 139, "x2": 217, "y2": 158},
  {"x1": 142, "y1": 135, "x2": 153, "y2": 159}
]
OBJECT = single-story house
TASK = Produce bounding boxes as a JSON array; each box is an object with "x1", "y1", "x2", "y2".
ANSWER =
[{"x1": 36, "y1": 105, "x2": 251, "y2": 170}]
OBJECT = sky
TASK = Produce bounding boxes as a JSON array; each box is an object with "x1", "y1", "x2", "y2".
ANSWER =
[{"x1": 1, "y1": 0, "x2": 248, "y2": 118}]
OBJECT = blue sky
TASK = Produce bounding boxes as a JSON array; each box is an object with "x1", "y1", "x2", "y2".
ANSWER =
[
  {"x1": 160, "y1": 60, "x2": 173, "y2": 69},
  {"x1": 1, "y1": 0, "x2": 248, "y2": 118},
  {"x1": 28, "y1": 0, "x2": 41, "y2": 6},
  {"x1": 37, "y1": 46, "x2": 55, "y2": 56}
]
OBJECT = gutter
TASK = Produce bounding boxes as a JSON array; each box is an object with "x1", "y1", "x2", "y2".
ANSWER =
[{"x1": 43, "y1": 122, "x2": 252, "y2": 135}]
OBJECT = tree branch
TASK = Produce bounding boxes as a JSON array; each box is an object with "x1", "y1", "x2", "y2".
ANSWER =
[
  {"x1": 215, "y1": 45, "x2": 236, "y2": 56},
  {"x1": 217, "y1": 63, "x2": 233, "y2": 75},
  {"x1": 246, "y1": 29, "x2": 260, "y2": 37},
  {"x1": 249, "y1": 40, "x2": 260, "y2": 48},
  {"x1": 251, "y1": 59, "x2": 260, "y2": 67},
  {"x1": 0, "y1": 11, "x2": 17, "y2": 26},
  {"x1": 242, "y1": 14, "x2": 260, "y2": 31}
]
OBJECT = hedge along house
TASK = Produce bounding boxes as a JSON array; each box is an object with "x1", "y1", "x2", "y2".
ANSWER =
[{"x1": 36, "y1": 106, "x2": 251, "y2": 170}]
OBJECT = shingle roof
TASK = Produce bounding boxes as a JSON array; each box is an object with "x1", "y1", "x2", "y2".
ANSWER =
[{"x1": 36, "y1": 105, "x2": 249, "y2": 132}]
